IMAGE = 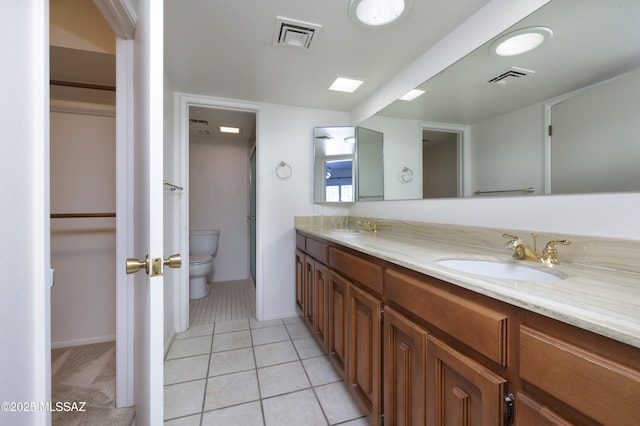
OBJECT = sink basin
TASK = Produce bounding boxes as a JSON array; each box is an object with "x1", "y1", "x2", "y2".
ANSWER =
[
  {"x1": 329, "y1": 229, "x2": 362, "y2": 235},
  {"x1": 437, "y1": 259, "x2": 564, "y2": 281}
]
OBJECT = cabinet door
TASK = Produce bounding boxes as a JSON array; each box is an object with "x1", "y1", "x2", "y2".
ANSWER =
[
  {"x1": 427, "y1": 335, "x2": 506, "y2": 426},
  {"x1": 384, "y1": 306, "x2": 428, "y2": 426},
  {"x1": 304, "y1": 255, "x2": 315, "y2": 327},
  {"x1": 295, "y1": 249, "x2": 304, "y2": 314},
  {"x1": 328, "y1": 270, "x2": 349, "y2": 379},
  {"x1": 515, "y1": 392, "x2": 574, "y2": 426},
  {"x1": 313, "y1": 262, "x2": 329, "y2": 352},
  {"x1": 348, "y1": 283, "x2": 382, "y2": 424}
]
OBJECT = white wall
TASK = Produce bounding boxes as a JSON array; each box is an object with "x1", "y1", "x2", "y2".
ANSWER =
[
  {"x1": 471, "y1": 103, "x2": 545, "y2": 194},
  {"x1": 189, "y1": 134, "x2": 250, "y2": 281},
  {"x1": 0, "y1": 1, "x2": 51, "y2": 422},
  {"x1": 256, "y1": 104, "x2": 349, "y2": 320},
  {"x1": 350, "y1": 193, "x2": 640, "y2": 241},
  {"x1": 360, "y1": 115, "x2": 422, "y2": 200},
  {"x1": 50, "y1": 108, "x2": 116, "y2": 347}
]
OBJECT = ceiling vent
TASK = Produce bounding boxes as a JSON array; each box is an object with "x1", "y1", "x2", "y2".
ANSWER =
[
  {"x1": 488, "y1": 67, "x2": 535, "y2": 85},
  {"x1": 273, "y1": 16, "x2": 322, "y2": 50}
]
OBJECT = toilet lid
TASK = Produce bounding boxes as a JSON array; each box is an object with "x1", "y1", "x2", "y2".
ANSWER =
[{"x1": 190, "y1": 255, "x2": 213, "y2": 265}]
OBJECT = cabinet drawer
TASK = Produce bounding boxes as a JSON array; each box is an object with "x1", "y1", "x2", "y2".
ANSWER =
[
  {"x1": 385, "y1": 269, "x2": 507, "y2": 365},
  {"x1": 306, "y1": 238, "x2": 329, "y2": 264},
  {"x1": 329, "y1": 247, "x2": 383, "y2": 294},
  {"x1": 520, "y1": 326, "x2": 640, "y2": 426},
  {"x1": 296, "y1": 233, "x2": 306, "y2": 251}
]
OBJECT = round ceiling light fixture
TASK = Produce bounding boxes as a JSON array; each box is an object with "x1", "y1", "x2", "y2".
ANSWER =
[
  {"x1": 490, "y1": 26, "x2": 553, "y2": 57},
  {"x1": 349, "y1": 0, "x2": 412, "y2": 27}
]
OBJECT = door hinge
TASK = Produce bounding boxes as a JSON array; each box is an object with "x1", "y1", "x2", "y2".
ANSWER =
[
  {"x1": 380, "y1": 413, "x2": 384, "y2": 426},
  {"x1": 548, "y1": 125, "x2": 553, "y2": 136},
  {"x1": 380, "y1": 309, "x2": 384, "y2": 324},
  {"x1": 504, "y1": 393, "x2": 515, "y2": 423}
]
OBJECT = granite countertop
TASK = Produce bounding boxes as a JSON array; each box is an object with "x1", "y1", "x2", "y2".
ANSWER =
[{"x1": 295, "y1": 217, "x2": 640, "y2": 349}]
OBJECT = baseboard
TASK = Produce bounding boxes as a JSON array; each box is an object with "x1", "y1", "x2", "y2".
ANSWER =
[
  {"x1": 52, "y1": 334, "x2": 116, "y2": 349},
  {"x1": 164, "y1": 330, "x2": 176, "y2": 358}
]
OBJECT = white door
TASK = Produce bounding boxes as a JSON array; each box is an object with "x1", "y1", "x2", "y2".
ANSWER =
[{"x1": 129, "y1": 0, "x2": 165, "y2": 423}]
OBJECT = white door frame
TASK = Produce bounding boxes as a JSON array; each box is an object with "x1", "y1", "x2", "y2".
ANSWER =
[
  {"x1": 174, "y1": 94, "x2": 262, "y2": 326},
  {"x1": 115, "y1": 37, "x2": 136, "y2": 408}
]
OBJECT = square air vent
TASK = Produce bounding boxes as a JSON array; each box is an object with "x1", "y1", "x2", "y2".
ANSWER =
[
  {"x1": 488, "y1": 67, "x2": 535, "y2": 85},
  {"x1": 273, "y1": 16, "x2": 322, "y2": 50}
]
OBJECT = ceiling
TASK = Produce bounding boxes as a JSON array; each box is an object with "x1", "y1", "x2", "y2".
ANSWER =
[
  {"x1": 378, "y1": 0, "x2": 640, "y2": 124},
  {"x1": 163, "y1": 0, "x2": 490, "y2": 112}
]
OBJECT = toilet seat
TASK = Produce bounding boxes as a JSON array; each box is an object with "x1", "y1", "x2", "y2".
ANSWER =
[{"x1": 190, "y1": 255, "x2": 213, "y2": 265}]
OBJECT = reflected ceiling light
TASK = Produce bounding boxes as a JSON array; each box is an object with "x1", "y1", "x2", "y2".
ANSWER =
[
  {"x1": 329, "y1": 76, "x2": 364, "y2": 92},
  {"x1": 399, "y1": 88, "x2": 426, "y2": 101},
  {"x1": 344, "y1": 136, "x2": 356, "y2": 144},
  {"x1": 490, "y1": 26, "x2": 553, "y2": 57},
  {"x1": 220, "y1": 126, "x2": 240, "y2": 134},
  {"x1": 349, "y1": 0, "x2": 412, "y2": 27}
]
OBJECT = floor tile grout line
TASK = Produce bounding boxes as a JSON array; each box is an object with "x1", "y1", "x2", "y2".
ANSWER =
[
  {"x1": 285, "y1": 317, "x2": 333, "y2": 426},
  {"x1": 248, "y1": 321, "x2": 268, "y2": 426}
]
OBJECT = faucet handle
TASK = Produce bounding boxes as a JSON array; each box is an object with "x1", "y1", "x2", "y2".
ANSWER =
[
  {"x1": 542, "y1": 239, "x2": 572, "y2": 264},
  {"x1": 502, "y1": 233, "x2": 522, "y2": 247}
]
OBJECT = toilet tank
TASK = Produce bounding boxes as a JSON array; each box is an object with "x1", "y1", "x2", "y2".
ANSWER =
[{"x1": 189, "y1": 229, "x2": 220, "y2": 257}]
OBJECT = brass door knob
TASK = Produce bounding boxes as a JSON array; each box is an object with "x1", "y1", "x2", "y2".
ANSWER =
[
  {"x1": 164, "y1": 254, "x2": 182, "y2": 269},
  {"x1": 126, "y1": 255, "x2": 149, "y2": 274}
]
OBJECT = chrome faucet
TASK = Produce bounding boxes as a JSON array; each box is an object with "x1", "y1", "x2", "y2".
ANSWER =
[{"x1": 503, "y1": 233, "x2": 571, "y2": 265}]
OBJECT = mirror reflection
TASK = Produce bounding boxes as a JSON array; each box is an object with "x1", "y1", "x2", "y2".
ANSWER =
[
  {"x1": 314, "y1": 126, "x2": 383, "y2": 202},
  {"x1": 360, "y1": 0, "x2": 640, "y2": 200}
]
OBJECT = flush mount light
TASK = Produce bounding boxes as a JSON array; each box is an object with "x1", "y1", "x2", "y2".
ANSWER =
[
  {"x1": 344, "y1": 136, "x2": 356, "y2": 144},
  {"x1": 399, "y1": 88, "x2": 426, "y2": 101},
  {"x1": 490, "y1": 26, "x2": 553, "y2": 57},
  {"x1": 329, "y1": 76, "x2": 364, "y2": 93},
  {"x1": 220, "y1": 126, "x2": 240, "y2": 134},
  {"x1": 348, "y1": 0, "x2": 412, "y2": 27}
]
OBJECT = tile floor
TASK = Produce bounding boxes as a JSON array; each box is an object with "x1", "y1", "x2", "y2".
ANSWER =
[{"x1": 163, "y1": 316, "x2": 368, "y2": 425}]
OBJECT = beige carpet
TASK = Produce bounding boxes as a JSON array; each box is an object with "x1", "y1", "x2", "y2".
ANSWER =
[{"x1": 51, "y1": 341, "x2": 134, "y2": 425}]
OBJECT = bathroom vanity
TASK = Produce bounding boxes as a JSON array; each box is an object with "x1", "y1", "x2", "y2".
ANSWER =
[{"x1": 295, "y1": 217, "x2": 640, "y2": 425}]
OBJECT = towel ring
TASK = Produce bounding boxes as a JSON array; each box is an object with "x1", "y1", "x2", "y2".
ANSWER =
[
  {"x1": 399, "y1": 167, "x2": 414, "y2": 183},
  {"x1": 275, "y1": 161, "x2": 292, "y2": 179}
]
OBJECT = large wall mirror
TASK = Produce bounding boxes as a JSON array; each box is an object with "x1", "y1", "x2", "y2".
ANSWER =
[
  {"x1": 314, "y1": 126, "x2": 384, "y2": 202},
  {"x1": 359, "y1": 0, "x2": 640, "y2": 200}
]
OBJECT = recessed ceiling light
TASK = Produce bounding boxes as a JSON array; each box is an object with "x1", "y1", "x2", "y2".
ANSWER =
[
  {"x1": 220, "y1": 126, "x2": 240, "y2": 134},
  {"x1": 329, "y1": 77, "x2": 364, "y2": 93},
  {"x1": 348, "y1": 0, "x2": 413, "y2": 27},
  {"x1": 490, "y1": 26, "x2": 553, "y2": 57},
  {"x1": 399, "y1": 89, "x2": 426, "y2": 101}
]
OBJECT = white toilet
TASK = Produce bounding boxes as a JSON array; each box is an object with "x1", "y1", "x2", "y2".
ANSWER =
[{"x1": 189, "y1": 229, "x2": 220, "y2": 299}]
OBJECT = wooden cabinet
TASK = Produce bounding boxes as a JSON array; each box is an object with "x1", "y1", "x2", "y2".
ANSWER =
[
  {"x1": 328, "y1": 269, "x2": 349, "y2": 379},
  {"x1": 295, "y1": 249, "x2": 304, "y2": 315},
  {"x1": 383, "y1": 306, "x2": 428, "y2": 426},
  {"x1": 303, "y1": 255, "x2": 314, "y2": 327},
  {"x1": 347, "y1": 283, "x2": 382, "y2": 425},
  {"x1": 519, "y1": 324, "x2": 640, "y2": 425},
  {"x1": 515, "y1": 392, "x2": 573, "y2": 426},
  {"x1": 295, "y1": 231, "x2": 640, "y2": 426},
  {"x1": 312, "y1": 260, "x2": 329, "y2": 352},
  {"x1": 427, "y1": 335, "x2": 506, "y2": 425}
]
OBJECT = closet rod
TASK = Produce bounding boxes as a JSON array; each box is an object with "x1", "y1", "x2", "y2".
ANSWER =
[
  {"x1": 50, "y1": 80, "x2": 116, "y2": 92},
  {"x1": 51, "y1": 213, "x2": 116, "y2": 219}
]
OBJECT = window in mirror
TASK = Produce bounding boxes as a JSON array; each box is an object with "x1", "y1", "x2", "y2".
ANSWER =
[
  {"x1": 313, "y1": 126, "x2": 384, "y2": 202},
  {"x1": 325, "y1": 159, "x2": 354, "y2": 202}
]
